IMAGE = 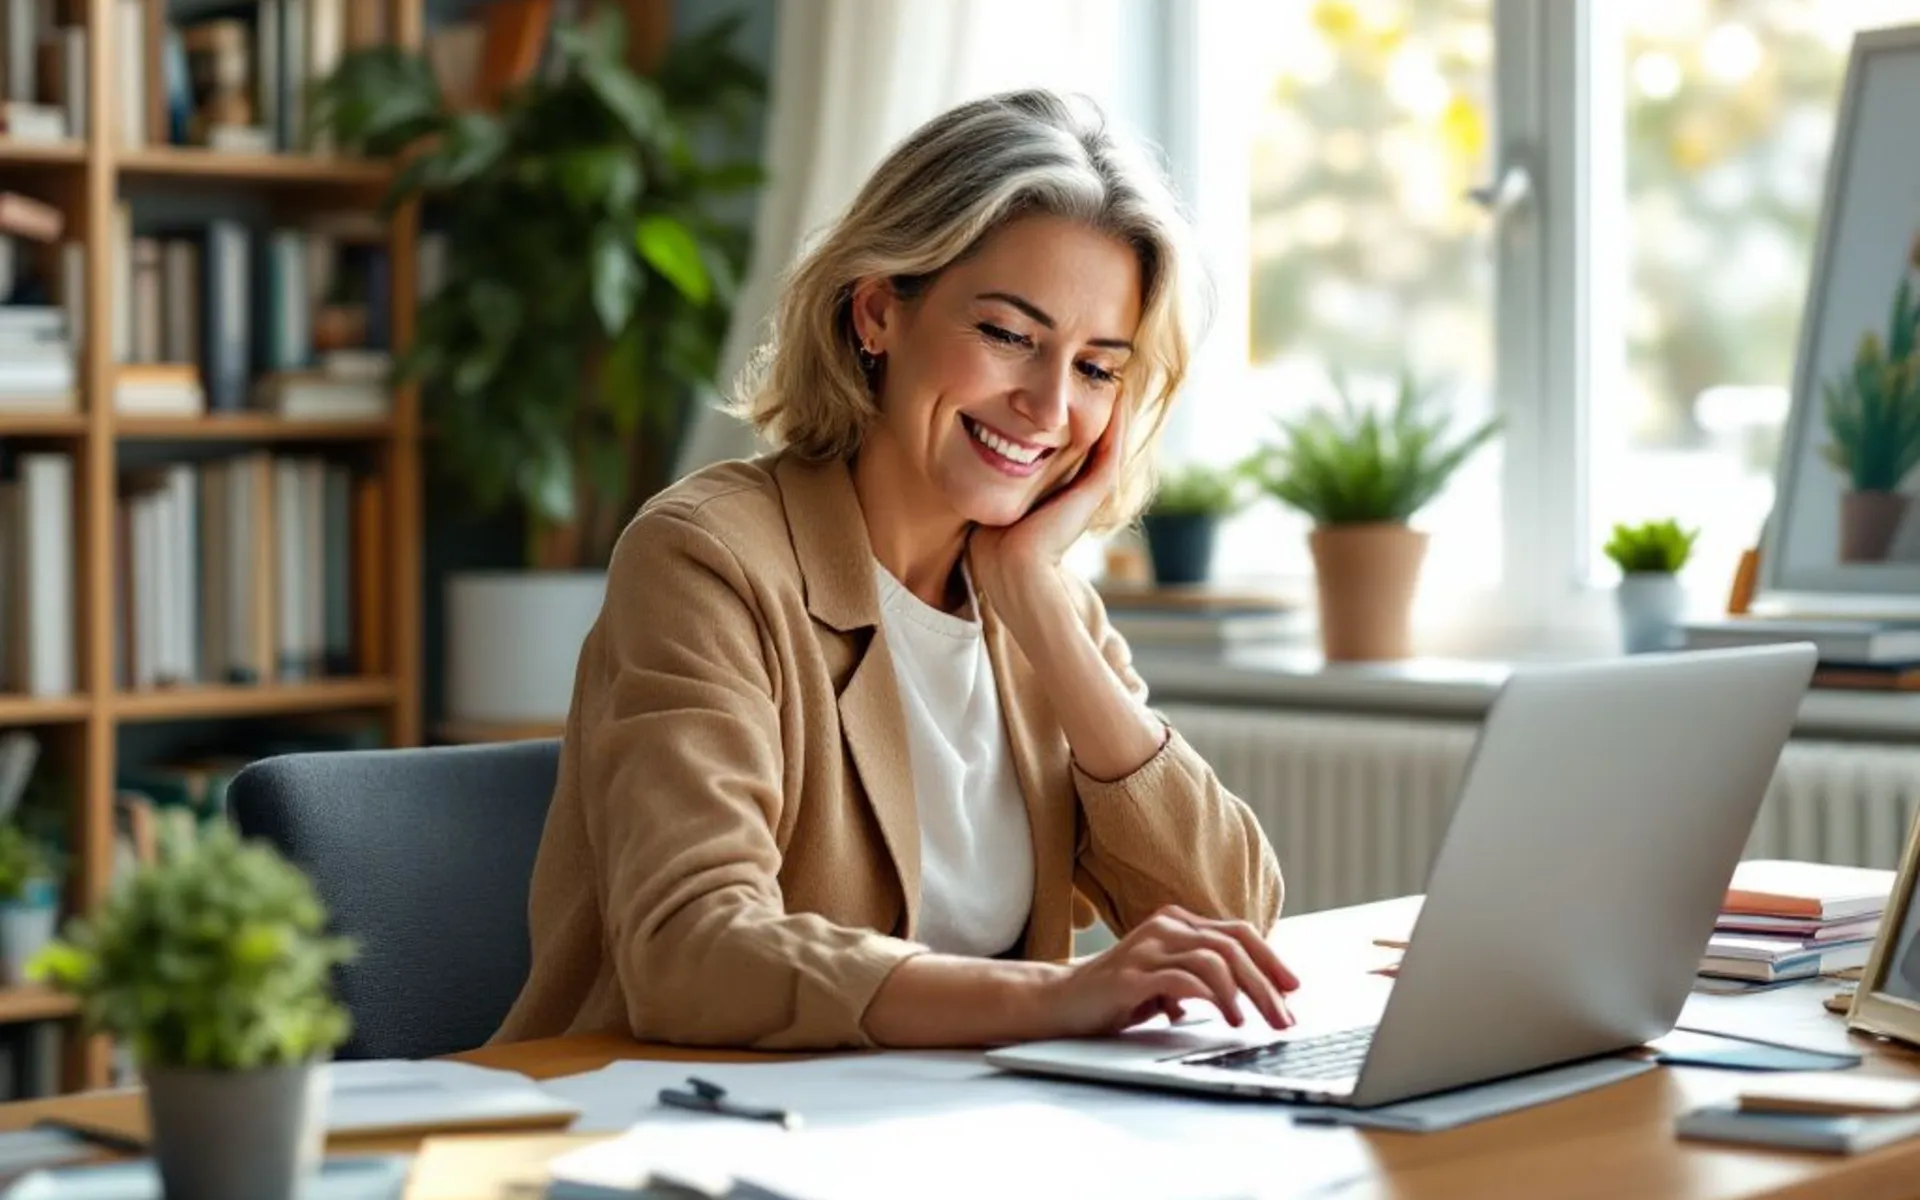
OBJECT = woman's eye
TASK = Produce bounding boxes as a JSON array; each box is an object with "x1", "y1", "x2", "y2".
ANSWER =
[
  {"x1": 977, "y1": 322, "x2": 1030, "y2": 348},
  {"x1": 1077, "y1": 361, "x2": 1118, "y2": 386}
]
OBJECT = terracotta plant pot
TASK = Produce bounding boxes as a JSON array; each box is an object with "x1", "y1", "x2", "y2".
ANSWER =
[
  {"x1": 1839, "y1": 489, "x2": 1910, "y2": 563},
  {"x1": 1309, "y1": 523, "x2": 1429, "y2": 661}
]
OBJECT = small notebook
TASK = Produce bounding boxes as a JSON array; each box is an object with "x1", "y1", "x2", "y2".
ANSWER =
[
  {"x1": 1722, "y1": 860, "x2": 1897, "y2": 921},
  {"x1": 5, "y1": 1155, "x2": 412, "y2": 1199},
  {"x1": 1677, "y1": 1105, "x2": 1920, "y2": 1154}
]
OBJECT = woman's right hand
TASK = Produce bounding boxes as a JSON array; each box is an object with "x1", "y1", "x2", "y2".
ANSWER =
[{"x1": 1040, "y1": 905, "x2": 1300, "y2": 1037}]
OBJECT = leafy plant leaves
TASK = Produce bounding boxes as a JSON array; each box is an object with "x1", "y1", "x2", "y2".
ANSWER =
[{"x1": 636, "y1": 214, "x2": 711, "y2": 305}]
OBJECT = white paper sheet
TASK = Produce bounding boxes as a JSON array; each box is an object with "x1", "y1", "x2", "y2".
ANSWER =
[
  {"x1": 548, "y1": 1100, "x2": 1359, "y2": 1200},
  {"x1": 322, "y1": 1058, "x2": 580, "y2": 1135},
  {"x1": 543, "y1": 1050, "x2": 1374, "y2": 1197}
]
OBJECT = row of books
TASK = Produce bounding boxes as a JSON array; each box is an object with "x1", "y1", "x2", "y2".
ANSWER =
[
  {"x1": 115, "y1": 451, "x2": 386, "y2": 691},
  {"x1": 111, "y1": 207, "x2": 395, "y2": 419},
  {"x1": 114, "y1": 0, "x2": 381, "y2": 154},
  {"x1": 1681, "y1": 617, "x2": 1920, "y2": 690},
  {"x1": 1698, "y1": 858, "x2": 1898, "y2": 987},
  {"x1": 0, "y1": 0, "x2": 86, "y2": 144}
]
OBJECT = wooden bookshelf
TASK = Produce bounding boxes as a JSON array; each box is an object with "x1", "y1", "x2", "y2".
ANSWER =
[
  {"x1": 113, "y1": 679, "x2": 399, "y2": 721},
  {"x1": 0, "y1": 140, "x2": 86, "y2": 166},
  {"x1": 0, "y1": 0, "x2": 430, "y2": 1093},
  {"x1": 116, "y1": 415, "x2": 394, "y2": 441},
  {"x1": 0, "y1": 413, "x2": 88, "y2": 436},
  {"x1": 0, "y1": 696, "x2": 92, "y2": 725},
  {"x1": 115, "y1": 147, "x2": 392, "y2": 187},
  {"x1": 0, "y1": 987, "x2": 80, "y2": 1025}
]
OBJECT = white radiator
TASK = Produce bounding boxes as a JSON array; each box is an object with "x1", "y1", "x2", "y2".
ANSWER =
[{"x1": 1160, "y1": 703, "x2": 1920, "y2": 917}]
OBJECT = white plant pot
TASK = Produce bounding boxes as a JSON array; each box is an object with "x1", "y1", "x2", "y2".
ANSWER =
[
  {"x1": 0, "y1": 895, "x2": 56, "y2": 986},
  {"x1": 1615, "y1": 572, "x2": 1686, "y2": 655},
  {"x1": 447, "y1": 571, "x2": 607, "y2": 725}
]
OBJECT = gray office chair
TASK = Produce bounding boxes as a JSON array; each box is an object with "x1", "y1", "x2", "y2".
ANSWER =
[{"x1": 227, "y1": 739, "x2": 560, "y2": 1061}]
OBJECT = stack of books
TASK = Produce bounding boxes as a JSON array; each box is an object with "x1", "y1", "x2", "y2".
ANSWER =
[
  {"x1": 1678, "y1": 617, "x2": 1920, "y2": 690},
  {"x1": 1698, "y1": 859, "x2": 1897, "y2": 988},
  {"x1": 1096, "y1": 583, "x2": 1304, "y2": 652}
]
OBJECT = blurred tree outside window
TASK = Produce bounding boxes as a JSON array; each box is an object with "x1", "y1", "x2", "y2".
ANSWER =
[{"x1": 1205, "y1": 0, "x2": 1920, "y2": 619}]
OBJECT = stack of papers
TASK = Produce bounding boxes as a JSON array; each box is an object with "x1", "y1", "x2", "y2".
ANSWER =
[{"x1": 1700, "y1": 860, "x2": 1896, "y2": 986}]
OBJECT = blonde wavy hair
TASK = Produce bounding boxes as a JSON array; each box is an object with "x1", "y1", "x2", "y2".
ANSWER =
[{"x1": 728, "y1": 88, "x2": 1212, "y2": 532}]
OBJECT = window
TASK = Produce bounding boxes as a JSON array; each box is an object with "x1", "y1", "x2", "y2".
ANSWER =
[
  {"x1": 1589, "y1": 0, "x2": 1920, "y2": 595},
  {"x1": 1165, "y1": 0, "x2": 1920, "y2": 646}
]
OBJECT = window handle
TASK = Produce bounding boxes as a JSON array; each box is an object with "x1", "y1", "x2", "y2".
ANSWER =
[{"x1": 1466, "y1": 160, "x2": 1533, "y2": 219}]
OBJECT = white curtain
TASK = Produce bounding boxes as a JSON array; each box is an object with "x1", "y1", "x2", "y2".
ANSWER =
[{"x1": 673, "y1": 0, "x2": 1128, "y2": 478}]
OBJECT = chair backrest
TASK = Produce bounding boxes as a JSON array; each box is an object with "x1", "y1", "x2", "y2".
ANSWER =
[{"x1": 227, "y1": 739, "x2": 560, "y2": 1061}]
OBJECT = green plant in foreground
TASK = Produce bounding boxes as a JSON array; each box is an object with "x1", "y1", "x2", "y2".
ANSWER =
[
  {"x1": 1148, "y1": 461, "x2": 1247, "y2": 518},
  {"x1": 0, "y1": 823, "x2": 58, "y2": 904},
  {"x1": 1244, "y1": 371, "x2": 1502, "y2": 526},
  {"x1": 1604, "y1": 518, "x2": 1699, "y2": 574},
  {"x1": 30, "y1": 816, "x2": 355, "y2": 1071}
]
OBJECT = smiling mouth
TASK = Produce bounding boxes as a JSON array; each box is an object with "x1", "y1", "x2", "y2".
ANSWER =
[{"x1": 961, "y1": 414, "x2": 1056, "y2": 472}]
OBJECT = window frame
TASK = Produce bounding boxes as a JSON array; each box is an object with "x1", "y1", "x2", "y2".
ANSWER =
[{"x1": 1157, "y1": 0, "x2": 1645, "y2": 653}]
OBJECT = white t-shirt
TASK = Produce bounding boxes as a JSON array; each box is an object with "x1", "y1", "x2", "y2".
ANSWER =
[{"x1": 873, "y1": 562, "x2": 1036, "y2": 958}]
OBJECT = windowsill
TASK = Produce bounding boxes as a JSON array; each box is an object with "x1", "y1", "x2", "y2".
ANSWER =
[{"x1": 1134, "y1": 642, "x2": 1920, "y2": 743}]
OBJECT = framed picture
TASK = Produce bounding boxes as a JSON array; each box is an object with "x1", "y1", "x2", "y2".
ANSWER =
[
  {"x1": 1758, "y1": 23, "x2": 1920, "y2": 617},
  {"x1": 1848, "y1": 808, "x2": 1920, "y2": 1048}
]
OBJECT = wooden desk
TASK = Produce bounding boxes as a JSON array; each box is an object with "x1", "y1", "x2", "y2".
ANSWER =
[{"x1": 4, "y1": 898, "x2": 1919, "y2": 1199}]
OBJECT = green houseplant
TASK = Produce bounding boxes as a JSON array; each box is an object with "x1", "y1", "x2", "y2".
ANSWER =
[
  {"x1": 0, "y1": 821, "x2": 60, "y2": 986},
  {"x1": 32, "y1": 817, "x2": 355, "y2": 1200},
  {"x1": 1244, "y1": 370, "x2": 1501, "y2": 660},
  {"x1": 1818, "y1": 236, "x2": 1920, "y2": 562},
  {"x1": 1141, "y1": 462, "x2": 1248, "y2": 585},
  {"x1": 309, "y1": 8, "x2": 765, "y2": 724},
  {"x1": 1603, "y1": 518, "x2": 1699, "y2": 654}
]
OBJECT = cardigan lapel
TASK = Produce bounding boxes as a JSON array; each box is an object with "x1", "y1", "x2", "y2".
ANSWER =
[
  {"x1": 977, "y1": 573, "x2": 1077, "y2": 962},
  {"x1": 773, "y1": 455, "x2": 922, "y2": 937}
]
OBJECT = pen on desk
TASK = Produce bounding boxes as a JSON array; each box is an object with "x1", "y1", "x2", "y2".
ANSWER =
[{"x1": 658, "y1": 1076, "x2": 804, "y2": 1130}]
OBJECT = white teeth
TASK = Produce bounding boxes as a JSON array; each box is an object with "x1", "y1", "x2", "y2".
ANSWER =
[{"x1": 965, "y1": 417, "x2": 1041, "y2": 465}]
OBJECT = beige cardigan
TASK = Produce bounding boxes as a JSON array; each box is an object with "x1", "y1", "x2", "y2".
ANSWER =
[{"x1": 490, "y1": 453, "x2": 1284, "y2": 1051}]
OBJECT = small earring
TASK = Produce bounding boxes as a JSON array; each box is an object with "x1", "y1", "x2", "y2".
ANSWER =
[{"x1": 857, "y1": 342, "x2": 881, "y2": 373}]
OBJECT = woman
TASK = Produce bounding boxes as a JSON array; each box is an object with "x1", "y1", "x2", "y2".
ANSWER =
[{"x1": 493, "y1": 89, "x2": 1295, "y2": 1052}]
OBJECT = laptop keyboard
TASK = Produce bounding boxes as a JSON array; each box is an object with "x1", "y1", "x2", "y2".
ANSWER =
[{"x1": 1186, "y1": 1026, "x2": 1377, "y2": 1081}]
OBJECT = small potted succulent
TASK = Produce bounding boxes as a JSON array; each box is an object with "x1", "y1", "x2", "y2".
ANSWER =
[
  {"x1": 0, "y1": 822, "x2": 60, "y2": 986},
  {"x1": 1604, "y1": 518, "x2": 1699, "y2": 654},
  {"x1": 31, "y1": 816, "x2": 356, "y2": 1200},
  {"x1": 1140, "y1": 462, "x2": 1248, "y2": 585},
  {"x1": 1820, "y1": 232, "x2": 1920, "y2": 563},
  {"x1": 1244, "y1": 370, "x2": 1501, "y2": 660}
]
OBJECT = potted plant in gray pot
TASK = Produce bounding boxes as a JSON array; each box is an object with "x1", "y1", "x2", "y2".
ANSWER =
[
  {"x1": 31, "y1": 817, "x2": 355, "y2": 1200},
  {"x1": 1140, "y1": 462, "x2": 1248, "y2": 585},
  {"x1": 310, "y1": 9, "x2": 764, "y2": 725},
  {"x1": 1603, "y1": 518, "x2": 1698, "y2": 654},
  {"x1": 1244, "y1": 370, "x2": 1500, "y2": 661},
  {"x1": 0, "y1": 822, "x2": 60, "y2": 986}
]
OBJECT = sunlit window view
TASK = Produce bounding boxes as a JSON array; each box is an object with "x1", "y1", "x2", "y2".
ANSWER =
[
  {"x1": 1594, "y1": 0, "x2": 1920, "y2": 594},
  {"x1": 1207, "y1": 0, "x2": 1497, "y2": 595}
]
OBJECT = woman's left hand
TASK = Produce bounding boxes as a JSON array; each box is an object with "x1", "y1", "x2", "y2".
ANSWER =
[{"x1": 971, "y1": 399, "x2": 1130, "y2": 610}]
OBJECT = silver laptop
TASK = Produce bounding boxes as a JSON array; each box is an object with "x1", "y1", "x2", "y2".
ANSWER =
[{"x1": 986, "y1": 643, "x2": 1818, "y2": 1108}]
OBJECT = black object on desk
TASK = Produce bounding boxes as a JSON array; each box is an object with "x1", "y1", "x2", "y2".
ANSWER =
[{"x1": 658, "y1": 1077, "x2": 804, "y2": 1130}]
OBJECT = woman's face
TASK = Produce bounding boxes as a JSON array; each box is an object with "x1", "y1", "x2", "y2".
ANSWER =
[{"x1": 853, "y1": 214, "x2": 1143, "y2": 529}]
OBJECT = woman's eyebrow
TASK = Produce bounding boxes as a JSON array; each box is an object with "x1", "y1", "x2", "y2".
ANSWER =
[{"x1": 975, "y1": 291, "x2": 1134, "y2": 351}]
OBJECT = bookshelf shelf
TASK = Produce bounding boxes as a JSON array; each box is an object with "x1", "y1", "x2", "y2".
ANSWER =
[
  {"x1": 0, "y1": 987, "x2": 80, "y2": 1026},
  {"x1": 115, "y1": 415, "x2": 395, "y2": 441},
  {"x1": 0, "y1": 414, "x2": 88, "y2": 436},
  {"x1": 0, "y1": 140, "x2": 85, "y2": 165},
  {"x1": 112, "y1": 679, "x2": 400, "y2": 721},
  {"x1": 0, "y1": 695, "x2": 91, "y2": 725},
  {"x1": 115, "y1": 147, "x2": 392, "y2": 187}
]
